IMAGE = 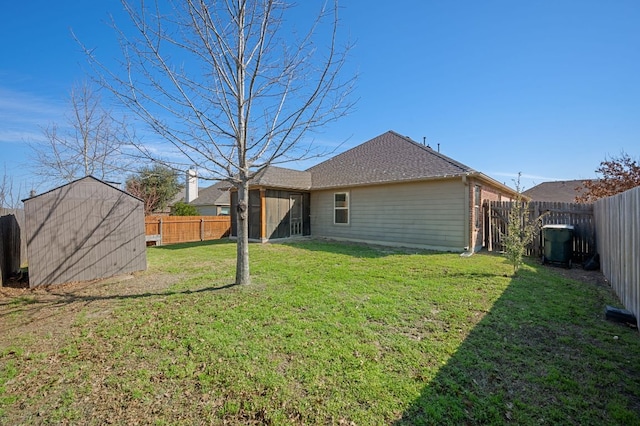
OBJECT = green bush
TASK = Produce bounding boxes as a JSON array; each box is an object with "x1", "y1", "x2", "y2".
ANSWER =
[{"x1": 171, "y1": 201, "x2": 199, "y2": 216}]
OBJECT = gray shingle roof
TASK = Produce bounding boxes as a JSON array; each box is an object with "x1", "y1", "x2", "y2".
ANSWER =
[
  {"x1": 523, "y1": 180, "x2": 592, "y2": 203},
  {"x1": 191, "y1": 181, "x2": 231, "y2": 206},
  {"x1": 306, "y1": 130, "x2": 476, "y2": 189}
]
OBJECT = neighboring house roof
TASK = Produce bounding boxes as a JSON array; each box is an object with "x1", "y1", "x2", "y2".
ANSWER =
[
  {"x1": 191, "y1": 181, "x2": 231, "y2": 206},
  {"x1": 151, "y1": 188, "x2": 186, "y2": 214},
  {"x1": 250, "y1": 166, "x2": 312, "y2": 190},
  {"x1": 170, "y1": 188, "x2": 186, "y2": 204},
  {"x1": 523, "y1": 180, "x2": 592, "y2": 203},
  {"x1": 307, "y1": 131, "x2": 475, "y2": 189}
]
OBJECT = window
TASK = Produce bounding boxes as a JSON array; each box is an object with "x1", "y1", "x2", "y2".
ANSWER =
[
  {"x1": 474, "y1": 185, "x2": 481, "y2": 228},
  {"x1": 334, "y1": 192, "x2": 349, "y2": 224},
  {"x1": 219, "y1": 206, "x2": 230, "y2": 216}
]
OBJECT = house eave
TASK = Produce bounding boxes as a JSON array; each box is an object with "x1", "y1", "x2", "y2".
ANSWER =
[
  {"x1": 308, "y1": 174, "x2": 469, "y2": 191},
  {"x1": 232, "y1": 184, "x2": 312, "y2": 192},
  {"x1": 467, "y1": 172, "x2": 525, "y2": 199}
]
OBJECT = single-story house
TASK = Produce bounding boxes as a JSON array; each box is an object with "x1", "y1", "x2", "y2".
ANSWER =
[
  {"x1": 230, "y1": 130, "x2": 520, "y2": 252},
  {"x1": 23, "y1": 176, "x2": 147, "y2": 287},
  {"x1": 190, "y1": 181, "x2": 232, "y2": 216},
  {"x1": 523, "y1": 180, "x2": 593, "y2": 203}
]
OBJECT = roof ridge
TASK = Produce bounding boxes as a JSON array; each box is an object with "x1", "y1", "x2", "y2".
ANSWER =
[
  {"x1": 387, "y1": 130, "x2": 476, "y2": 173},
  {"x1": 22, "y1": 175, "x2": 142, "y2": 203},
  {"x1": 304, "y1": 132, "x2": 392, "y2": 172}
]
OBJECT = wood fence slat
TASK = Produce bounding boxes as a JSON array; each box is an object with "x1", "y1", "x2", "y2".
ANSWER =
[
  {"x1": 486, "y1": 201, "x2": 595, "y2": 262},
  {"x1": 595, "y1": 186, "x2": 640, "y2": 328},
  {"x1": 0, "y1": 213, "x2": 22, "y2": 285},
  {"x1": 144, "y1": 215, "x2": 231, "y2": 245},
  {"x1": 488, "y1": 193, "x2": 639, "y2": 329}
]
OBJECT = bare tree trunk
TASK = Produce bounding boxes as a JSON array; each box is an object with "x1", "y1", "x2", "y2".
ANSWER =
[
  {"x1": 235, "y1": 181, "x2": 251, "y2": 285},
  {"x1": 234, "y1": 4, "x2": 250, "y2": 286}
]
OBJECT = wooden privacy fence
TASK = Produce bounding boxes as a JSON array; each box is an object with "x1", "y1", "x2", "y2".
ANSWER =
[
  {"x1": 0, "y1": 212, "x2": 22, "y2": 285},
  {"x1": 145, "y1": 215, "x2": 231, "y2": 246},
  {"x1": 594, "y1": 186, "x2": 640, "y2": 328},
  {"x1": 486, "y1": 201, "x2": 595, "y2": 262},
  {"x1": 0, "y1": 207, "x2": 26, "y2": 264}
]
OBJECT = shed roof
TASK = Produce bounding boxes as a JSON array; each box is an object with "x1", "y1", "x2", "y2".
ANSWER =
[
  {"x1": 22, "y1": 175, "x2": 142, "y2": 203},
  {"x1": 306, "y1": 130, "x2": 476, "y2": 189}
]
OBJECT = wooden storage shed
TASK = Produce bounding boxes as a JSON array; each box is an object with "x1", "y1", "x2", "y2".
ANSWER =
[{"x1": 23, "y1": 176, "x2": 147, "y2": 288}]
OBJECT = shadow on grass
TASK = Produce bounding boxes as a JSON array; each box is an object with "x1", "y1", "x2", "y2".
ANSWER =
[
  {"x1": 150, "y1": 237, "x2": 444, "y2": 259},
  {"x1": 281, "y1": 238, "x2": 443, "y2": 259},
  {"x1": 0, "y1": 282, "x2": 238, "y2": 333},
  {"x1": 395, "y1": 265, "x2": 640, "y2": 425}
]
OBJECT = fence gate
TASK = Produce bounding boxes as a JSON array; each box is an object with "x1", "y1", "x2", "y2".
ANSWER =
[{"x1": 485, "y1": 201, "x2": 596, "y2": 262}]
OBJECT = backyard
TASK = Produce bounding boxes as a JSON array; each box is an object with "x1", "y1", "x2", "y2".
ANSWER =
[{"x1": 1, "y1": 240, "x2": 639, "y2": 425}]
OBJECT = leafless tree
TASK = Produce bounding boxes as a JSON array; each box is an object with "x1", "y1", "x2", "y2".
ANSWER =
[
  {"x1": 84, "y1": 0, "x2": 354, "y2": 284},
  {"x1": 30, "y1": 81, "x2": 135, "y2": 185},
  {"x1": 0, "y1": 168, "x2": 22, "y2": 209}
]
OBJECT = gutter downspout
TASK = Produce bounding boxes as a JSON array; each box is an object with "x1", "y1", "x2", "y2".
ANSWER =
[{"x1": 462, "y1": 174, "x2": 471, "y2": 253}]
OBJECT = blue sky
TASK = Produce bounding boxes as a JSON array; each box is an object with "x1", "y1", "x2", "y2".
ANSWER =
[{"x1": 1, "y1": 1, "x2": 639, "y2": 200}]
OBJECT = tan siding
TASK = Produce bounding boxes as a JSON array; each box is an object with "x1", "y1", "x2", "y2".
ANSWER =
[
  {"x1": 311, "y1": 179, "x2": 467, "y2": 251},
  {"x1": 195, "y1": 205, "x2": 219, "y2": 216}
]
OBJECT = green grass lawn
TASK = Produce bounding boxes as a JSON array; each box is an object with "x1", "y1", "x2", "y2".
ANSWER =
[{"x1": 1, "y1": 240, "x2": 639, "y2": 425}]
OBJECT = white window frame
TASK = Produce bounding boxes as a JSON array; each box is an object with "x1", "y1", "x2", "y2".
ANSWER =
[{"x1": 334, "y1": 192, "x2": 350, "y2": 225}]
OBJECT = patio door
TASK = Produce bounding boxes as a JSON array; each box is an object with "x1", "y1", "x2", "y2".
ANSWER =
[{"x1": 290, "y1": 194, "x2": 303, "y2": 236}]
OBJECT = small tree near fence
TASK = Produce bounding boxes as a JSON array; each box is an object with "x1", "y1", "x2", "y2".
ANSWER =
[{"x1": 503, "y1": 174, "x2": 546, "y2": 274}]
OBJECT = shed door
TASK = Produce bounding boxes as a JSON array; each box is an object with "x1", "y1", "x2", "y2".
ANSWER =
[{"x1": 290, "y1": 194, "x2": 303, "y2": 236}]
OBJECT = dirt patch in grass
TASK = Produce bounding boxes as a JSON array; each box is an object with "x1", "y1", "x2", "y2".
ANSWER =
[
  {"x1": 0, "y1": 270, "x2": 182, "y2": 349},
  {"x1": 546, "y1": 263, "x2": 610, "y2": 287}
]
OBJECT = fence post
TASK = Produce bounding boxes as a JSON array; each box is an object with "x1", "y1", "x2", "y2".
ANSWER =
[
  {"x1": 200, "y1": 217, "x2": 205, "y2": 241},
  {"x1": 159, "y1": 217, "x2": 163, "y2": 245}
]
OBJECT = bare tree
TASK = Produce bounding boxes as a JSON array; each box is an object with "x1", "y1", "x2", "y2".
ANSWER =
[
  {"x1": 30, "y1": 81, "x2": 134, "y2": 185},
  {"x1": 0, "y1": 168, "x2": 22, "y2": 209},
  {"x1": 85, "y1": 0, "x2": 354, "y2": 284}
]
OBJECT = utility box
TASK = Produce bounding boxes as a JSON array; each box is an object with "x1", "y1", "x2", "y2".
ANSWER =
[{"x1": 542, "y1": 224, "x2": 574, "y2": 268}]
